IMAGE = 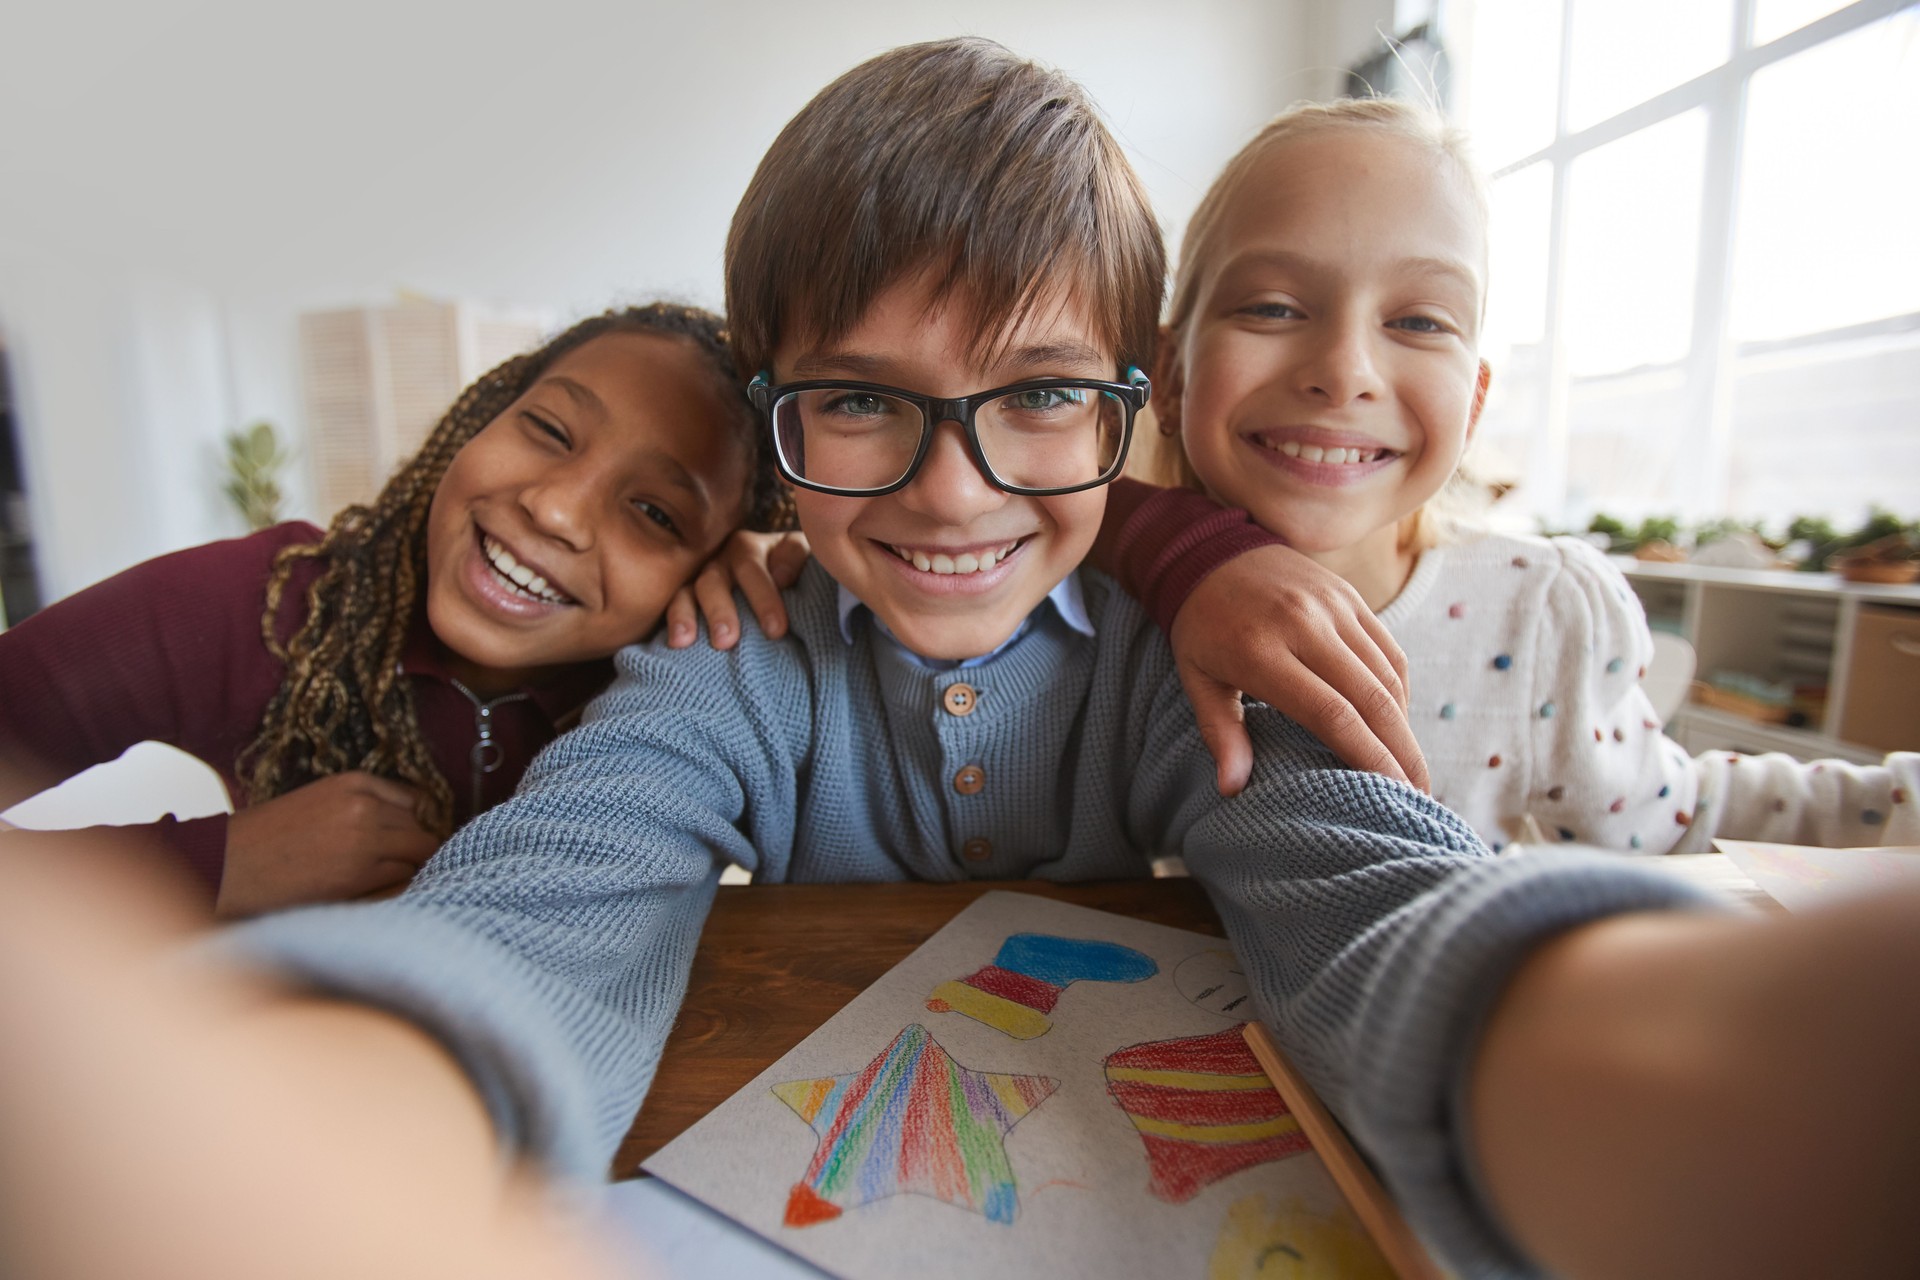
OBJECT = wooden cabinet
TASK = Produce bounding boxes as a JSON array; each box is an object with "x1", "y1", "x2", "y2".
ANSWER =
[{"x1": 1617, "y1": 559, "x2": 1920, "y2": 764}]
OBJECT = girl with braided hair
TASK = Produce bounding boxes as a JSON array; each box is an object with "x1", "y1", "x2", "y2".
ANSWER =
[{"x1": 0, "y1": 302, "x2": 794, "y2": 918}]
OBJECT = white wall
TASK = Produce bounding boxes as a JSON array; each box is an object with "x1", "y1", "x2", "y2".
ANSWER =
[{"x1": 0, "y1": 0, "x2": 1391, "y2": 602}]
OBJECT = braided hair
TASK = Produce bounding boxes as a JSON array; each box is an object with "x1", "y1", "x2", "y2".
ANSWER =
[{"x1": 239, "y1": 302, "x2": 786, "y2": 836}]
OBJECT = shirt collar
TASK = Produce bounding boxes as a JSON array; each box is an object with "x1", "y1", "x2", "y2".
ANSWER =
[
  {"x1": 836, "y1": 573, "x2": 1095, "y2": 669},
  {"x1": 398, "y1": 610, "x2": 611, "y2": 724}
]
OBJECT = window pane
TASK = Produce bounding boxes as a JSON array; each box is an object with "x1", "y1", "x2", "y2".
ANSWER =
[
  {"x1": 1562, "y1": 110, "x2": 1708, "y2": 377},
  {"x1": 1463, "y1": 0, "x2": 1563, "y2": 168},
  {"x1": 1752, "y1": 0, "x2": 1853, "y2": 45},
  {"x1": 1485, "y1": 163, "x2": 1553, "y2": 357},
  {"x1": 1726, "y1": 332, "x2": 1920, "y2": 521},
  {"x1": 1566, "y1": 0, "x2": 1733, "y2": 129},
  {"x1": 1565, "y1": 369, "x2": 1695, "y2": 516},
  {"x1": 1559, "y1": 370, "x2": 1697, "y2": 514},
  {"x1": 1729, "y1": 10, "x2": 1920, "y2": 343}
]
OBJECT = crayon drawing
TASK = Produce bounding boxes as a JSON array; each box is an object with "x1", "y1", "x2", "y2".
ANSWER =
[
  {"x1": 1207, "y1": 1193, "x2": 1393, "y2": 1280},
  {"x1": 1174, "y1": 948, "x2": 1252, "y2": 1018},
  {"x1": 772, "y1": 1023, "x2": 1058, "y2": 1227},
  {"x1": 926, "y1": 932, "x2": 1157, "y2": 1039},
  {"x1": 1104, "y1": 1025, "x2": 1311, "y2": 1203}
]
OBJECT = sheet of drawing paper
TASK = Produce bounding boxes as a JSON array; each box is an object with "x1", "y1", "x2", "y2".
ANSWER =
[
  {"x1": 644, "y1": 891, "x2": 1390, "y2": 1280},
  {"x1": 1715, "y1": 840, "x2": 1920, "y2": 913}
]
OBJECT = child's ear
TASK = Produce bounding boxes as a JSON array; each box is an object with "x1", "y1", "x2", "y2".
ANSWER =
[
  {"x1": 1149, "y1": 326, "x2": 1185, "y2": 439},
  {"x1": 1467, "y1": 359, "x2": 1492, "y2": 438}
]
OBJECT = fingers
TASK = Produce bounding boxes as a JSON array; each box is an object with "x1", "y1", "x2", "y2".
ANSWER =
[
  {"x1": 663, "y1": 586, "x2": 698, "y2": 648},
  {"x1": 1178, "y1": 663, "x2": 1254, "y2": 798},
  {"x1": 337, "y1": 771, "x2": 425, "y2": 813},
  {"x1": 1275, "y1": 659, "x2": 1416, "y2": 790},
  {"x1": 1353, "y1": 607, "x2": 1411, "y2": 711},
  {"x1": 693, "y1": 563, "x2": 742, "y2": 649},
  {"x1": 730, "y1": 556, "x2": 790, "y2": 641},
  {"x1": 767, "y1": 532, "x2": 812, "y2": 587}
]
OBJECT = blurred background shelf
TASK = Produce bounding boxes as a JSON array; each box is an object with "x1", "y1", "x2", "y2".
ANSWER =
[{"x1": 1618, "y1": 557, "x2": 1920, "y2": 763}]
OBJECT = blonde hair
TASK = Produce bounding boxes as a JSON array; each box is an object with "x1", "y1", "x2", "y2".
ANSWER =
[{"x1": 1156, "y1": 97, "x2": 1493, "y2": 554}]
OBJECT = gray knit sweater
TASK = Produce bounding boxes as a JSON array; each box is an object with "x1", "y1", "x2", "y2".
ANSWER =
[{"x1": 223, "y1": 564, "x2": 1718, "y2": 1275}]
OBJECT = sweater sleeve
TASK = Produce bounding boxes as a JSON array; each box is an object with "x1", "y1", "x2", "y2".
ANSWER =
[
  {"x1": 1112, "y1": 614, "x2": 1728, "y2": 1275},
  {"x1": 1520, "y1": 538, "x2": 1701, "y2": 854},
  {"x1": 0, "y1": 525, "x2": 316, "y2": 892},
  {"x1": 1690, "y1": 749, "x2": 1920, "y2": 848},
  {"x1": 213, "y1": 619, "x2": 813, "y2": 1177},
  {"x1": 1087, "y1": 477, "x2": 1286, "y2": 634}
]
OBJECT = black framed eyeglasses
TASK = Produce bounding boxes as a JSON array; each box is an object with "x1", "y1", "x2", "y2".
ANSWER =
[{"x1": 746, "y1": 367, "x2": 1150, "y2": 497}]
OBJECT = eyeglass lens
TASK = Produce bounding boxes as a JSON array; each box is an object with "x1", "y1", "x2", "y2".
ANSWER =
[{"x1": 772, "y1": 386, "x2": 1128, "y2": 492}]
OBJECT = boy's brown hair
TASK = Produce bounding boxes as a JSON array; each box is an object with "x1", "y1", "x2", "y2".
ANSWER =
[{"x1": 725, "y1": 37, "x2": 1165, "y2": 378}]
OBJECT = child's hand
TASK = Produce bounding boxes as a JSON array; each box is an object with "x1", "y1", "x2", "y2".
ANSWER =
[
  {"x1": 217, "y1": 772, "x2": 440, "y2": 919},
  {"x1": 1169, "y1": 545, "x2": 1428, "y2": 796},
  {"x1": 664, "y1": 530, "x2": 812, "y2": 650}
]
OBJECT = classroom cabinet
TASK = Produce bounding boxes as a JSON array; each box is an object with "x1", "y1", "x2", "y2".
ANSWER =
[{"x1": 1617, "y1": 558, "x2": 1920, "y2": 765}]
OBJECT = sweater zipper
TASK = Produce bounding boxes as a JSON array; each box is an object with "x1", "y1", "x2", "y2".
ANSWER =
[{"x1": 446, "y1": 676, "x2": 533, "y2": 817}]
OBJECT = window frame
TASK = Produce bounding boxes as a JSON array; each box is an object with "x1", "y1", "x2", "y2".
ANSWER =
[{"x1": 1464, "y1": 0, "x2": 1919, "y2": 518}]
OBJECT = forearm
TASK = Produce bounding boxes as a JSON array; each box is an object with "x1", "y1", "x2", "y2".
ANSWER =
[
  {"x1": 0, "y1": 845, "x2": 606, "y2": 1280},
  {"x1": 1470, "y1": 892, "x2": 1920, "y2": 1279}
]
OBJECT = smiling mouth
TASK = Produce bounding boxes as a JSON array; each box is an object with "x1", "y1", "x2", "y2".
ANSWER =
[
  {"x1": 479, "y1": 532, "x2": 576, "y2": 605},
  {"x1": 881, "y1": 537, "x2": 1028, "y2": 576},
  {"x1": 1250, "y1": 437, "x2": 1398, "y2": 466}
]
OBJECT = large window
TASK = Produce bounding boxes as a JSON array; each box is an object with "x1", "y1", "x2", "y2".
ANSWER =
[{"x1": 1457, "y1": 0, "x2": 1920, "y2": 526}]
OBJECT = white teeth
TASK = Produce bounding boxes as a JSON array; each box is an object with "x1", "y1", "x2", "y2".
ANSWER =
[
  {"x1": 890, "y1": 541, "x2": 1019, "y2": 576},
  {"x1": 481, "y1": 535, "x2": 571, "y2": 604},
  {"x1": 1272, "y1": 439, "x2": 1385, "y2": 466}
]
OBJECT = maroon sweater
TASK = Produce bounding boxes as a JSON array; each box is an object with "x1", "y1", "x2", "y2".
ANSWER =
[{"x1": 0, "y1": 523, "x2": 609, "y2": 898}]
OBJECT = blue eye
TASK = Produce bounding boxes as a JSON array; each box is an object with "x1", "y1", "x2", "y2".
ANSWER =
[
  {"x1": 825, "y1": 392, "x2": 890, "y2": 417},
  {"x1": 1392, "y1": 315, "x2": 1449, "y2": 334},
  {"x1": 1240, "y1": 302, "x2": 1303, "y2": 321},
  {"x1": 1005, "y1": 388, "x2": 1085, "y2": 412}
]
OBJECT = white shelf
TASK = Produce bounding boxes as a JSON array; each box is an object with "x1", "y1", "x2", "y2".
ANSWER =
[{"x1": 1615, "y1": 557, "x2": 1919, "y2": 762}]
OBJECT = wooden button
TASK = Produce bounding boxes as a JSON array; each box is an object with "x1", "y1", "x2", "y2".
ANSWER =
[
  {"x1": 953, "y1": 765, "x2": 986, "y2": 795},
  {"x1": 942, "y1": 683, "x2": 978, "y2": 716},
  {"x1": 962, "y1": 838, "x2": 993, "y2": 861}
]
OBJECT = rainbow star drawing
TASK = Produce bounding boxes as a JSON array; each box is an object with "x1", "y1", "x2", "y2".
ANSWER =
[{"x1": 772, "y1": 1023, "x2": 1058, "y2": 1227}]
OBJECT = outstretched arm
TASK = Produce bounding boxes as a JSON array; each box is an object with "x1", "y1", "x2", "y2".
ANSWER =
[
  {"x1": 0, "y1": 831, "x2": 614, "y2": 1280},
  {"x1": 1472, "y1": 887, "x2": 1920, "y2": 1280},
  {"x1": 1090, "y1": 478, "x2": 1425, "y2": 794}
]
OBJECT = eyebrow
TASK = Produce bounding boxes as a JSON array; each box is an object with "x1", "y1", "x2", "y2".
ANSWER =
[
  {"x1": 648, "y1": 450, "x2": 708, "y2": 507},
  {"x1": 789, "y1": 340, "x2": 1112, "y2": 383},
  {"x1": 541, "y1": 375, "x2": 606, "y2": 417},
  {"x1": 1218, "y1": 248, "x2": 1481, "y2": 294}
]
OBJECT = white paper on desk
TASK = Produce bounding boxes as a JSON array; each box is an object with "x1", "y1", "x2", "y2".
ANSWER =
[
  {"x1": 1715, "y1": 840, "x2": 1920, "y2": 913},
  {"x1": 643, "y1": 891, "x2": 1389, "y2": 1280}
]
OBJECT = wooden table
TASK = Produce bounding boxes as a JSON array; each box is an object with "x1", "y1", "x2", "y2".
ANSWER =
[{"x1": 612, "y1": 879, "x2": 1223, "y2": 1178}]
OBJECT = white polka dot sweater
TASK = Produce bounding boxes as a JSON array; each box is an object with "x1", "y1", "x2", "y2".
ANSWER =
[{"x1": 1377, "y1": 532, "x2": 1918, "y2": 853}]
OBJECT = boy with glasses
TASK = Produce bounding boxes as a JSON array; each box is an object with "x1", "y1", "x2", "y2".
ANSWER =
[{"x1": 204, "y1": 37, "x2": 1915, "y2": 1278}]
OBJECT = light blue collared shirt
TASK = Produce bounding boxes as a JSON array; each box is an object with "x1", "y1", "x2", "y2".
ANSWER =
[{"x1": 835, "y1": 573, "x2": 1096, "y2": 671}]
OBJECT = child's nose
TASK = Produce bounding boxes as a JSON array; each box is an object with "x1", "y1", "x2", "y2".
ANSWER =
[
  {"x1": 896, "y1": 419, "x2": 1005, "y2": 522},
  {"x1": 518, "y1": 463, "x2": 599, "y2": 551},
  {"x1": 1296, "y1": 320, "x2": 1383, "y2": 408}
]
